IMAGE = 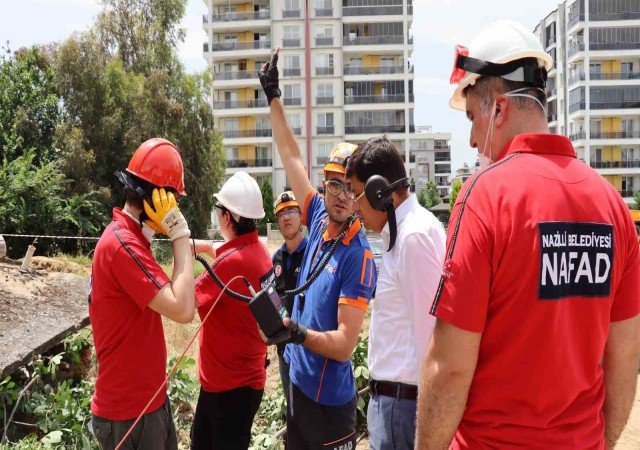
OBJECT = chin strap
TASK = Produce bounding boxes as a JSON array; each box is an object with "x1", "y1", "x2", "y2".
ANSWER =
[{"x1": 386, "y1": 205, "x2": 398, "y2": 252}]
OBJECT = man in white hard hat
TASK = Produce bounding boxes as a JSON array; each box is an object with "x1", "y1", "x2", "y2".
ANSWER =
[
  {"x1": 190, "y1": 171, "x2": 274, "y2": 450},
  {"x1": 258, "y1": 49, "x2": 376, "y2": 449},
  {"x1": 417, "y1": 20, "x2": 640, "y2": 449}
]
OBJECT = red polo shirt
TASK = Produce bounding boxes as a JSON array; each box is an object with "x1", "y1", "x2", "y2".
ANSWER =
[
  {"x1": 431, "y1": 134, "x2": 640, "y2": 449},
  {"x1": 195, "y1": 231, "x2": 272, "y2": 392},
  {"x1": 90, "y1": 208, "x2": 170, "y2": 420}
]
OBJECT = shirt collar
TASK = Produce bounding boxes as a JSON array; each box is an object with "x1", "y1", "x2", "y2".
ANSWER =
[
  {"x1": 113, "y1": 208, "x2": 149, "y2": 247},
  {"x1": 217, "y1": 230, "x2": 260, "y2": 254},
  {"x1": 380, "y1": 195, "x2": 417, "y2": 245},
  {"x1": 280, "y1": 236, "x2": 309, "y2": 255},
  {"x1": 495, "y1": 133, "x2": 577, "y2": 162},
  {"x1": 322, "y1": 217, "x2": 362, "y2": 246}
]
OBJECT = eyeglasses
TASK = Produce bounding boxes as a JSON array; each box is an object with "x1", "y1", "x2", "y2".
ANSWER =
[
  {"x1": 276, "y1": 209, "x2": 300, "y2": 220},
  {"x1": 354, "y1": 191, "x2": 366, "y2": 205},
  {"x1": 325, "y1": 180, "x2": 355, "y2": 200}
]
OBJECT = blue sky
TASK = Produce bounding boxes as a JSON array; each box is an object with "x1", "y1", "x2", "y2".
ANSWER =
[{"x1": 0, "y1": 0, "x2": 561, "y2": 173}]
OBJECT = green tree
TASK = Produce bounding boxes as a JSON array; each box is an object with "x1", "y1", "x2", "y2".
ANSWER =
[
  {"x1": 634, "y1": 191, "x2": 640, "y2": 210},
  {"x1": 449, "y1": 178, "x2": 463, "y2": 212},
  {"x1": 259, "y1": 177, "x2": 276, "y2": 234},
  {"x1": 417, "y1": 181, "x2": 441, "y2": 209},
  {"x1": 0, "y1": 46, "x2": 60, "y2": 164}
]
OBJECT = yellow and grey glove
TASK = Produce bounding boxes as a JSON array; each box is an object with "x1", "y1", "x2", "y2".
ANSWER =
[{"x1": 143, "y1": 188, "x2": 191, "y2": 241}]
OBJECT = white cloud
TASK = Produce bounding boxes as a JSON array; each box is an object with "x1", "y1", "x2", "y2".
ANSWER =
[{"x1": 32, "y1": 0, "x2": 99, "y2": 8}]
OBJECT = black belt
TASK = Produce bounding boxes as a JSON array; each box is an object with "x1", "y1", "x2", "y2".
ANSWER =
[{"x1": 369, "y1": 379, "x2": 418, "y2": 400}]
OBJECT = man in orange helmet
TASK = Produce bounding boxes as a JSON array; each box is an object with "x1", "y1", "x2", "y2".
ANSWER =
[{"x1": 89, "y1": 138, "x2": 198, "y2": 450}]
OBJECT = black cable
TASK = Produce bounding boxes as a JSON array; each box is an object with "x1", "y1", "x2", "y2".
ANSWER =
[{"x1": 195, "y1": 254, "x2": 253, "y2": 302}]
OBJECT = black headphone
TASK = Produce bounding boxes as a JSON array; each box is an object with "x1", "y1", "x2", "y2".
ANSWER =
[
  {"x1": 363, "y1": 175, "x2": 410, "y2": 251},
  {"x1": 364, "y1": 175, "x2": 410, "y2": 211}
]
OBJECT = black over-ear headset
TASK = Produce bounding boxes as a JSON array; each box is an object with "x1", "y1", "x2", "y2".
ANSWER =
[{"x1": 364, "y1": 175, "x2": 410, "y2": 251}]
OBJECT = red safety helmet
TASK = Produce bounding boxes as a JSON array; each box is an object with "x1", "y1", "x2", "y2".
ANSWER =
[{"x1": 123, "y1": 138, "x2": 186, "y2": 196}]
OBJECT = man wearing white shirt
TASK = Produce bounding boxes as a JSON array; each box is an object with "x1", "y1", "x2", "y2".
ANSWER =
[{"x1": 346, "y1": 136, "x2": 446, "y2": 450}]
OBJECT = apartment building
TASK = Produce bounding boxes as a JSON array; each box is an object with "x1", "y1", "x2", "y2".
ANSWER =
[
  {"x1": 453, "y1": 162, "x2": 478, "y2": 185},
  {"x1": 409, "y1": 126, "x2": 452, "y2": 199},
  {"x1": 202, "y1": 0, "x2": 416, "y2": 195},
  {"x1": 534, "y1": 0, "x2": 640, "y2": 204}
]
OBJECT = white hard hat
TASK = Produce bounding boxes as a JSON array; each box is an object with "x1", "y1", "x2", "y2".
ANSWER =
[
  {"x1": 449, "y1": 20, "x2": 554, "y2": 111},
  {"x1": 214, "y1": 171, "x2": 265, "y2": 220}
]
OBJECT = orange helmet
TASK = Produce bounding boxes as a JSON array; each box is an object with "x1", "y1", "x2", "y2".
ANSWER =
[
  {"x1": 324, "y1": 142, "x2": 358, "y2": 177},
  {"x1": 122, "y1": 138, "x2": 186, "y2": 196},
  {"x1": 274, "y1": 191, "x2": 299, "y2": 215}
]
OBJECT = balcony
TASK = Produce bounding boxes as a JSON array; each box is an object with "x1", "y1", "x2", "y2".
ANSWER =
[
  {"x1": 210, "y1": 40, "x2": 271, "y2": 51},
  {"x1": 434, "y1": 152, "x2": 450, "y2": 162},
  {"x1": 568, "y1": 13, "x2": 584, "y2": 29},
  {"x1": 343, "y1": 35, "x2": 404, "y2": 46},
  {"x1": 282, "y1": 38, "x2": 300, "y2": 48},
  {"x1": 435, "y1": 165, "x2": 451, "y2": 174},
  {"x1": 590, "y1": 42, "x2": 640, "y2": 51},
  {"x1": 282, "y1": 9, "x2": 301, "y2": 18},
  {"x1": 400, "y1": 154, "x2": 416, "y2": 163},
  {"x1": 283, "y1": 97, "x2": 302, "y2": 106},
  {"x1": 547, "y1": 113, "x2": 557, "y2": 122},
  {"x1": 316, "y1": 96, "x2": 334, "y2": 105},
  {"x1": 223, "y1": 129, "x2": 272, "y2": 138},
  {"x1": 342, "y1": 5, "x2": 403, "y2": 16},
  {"x1": 203, "y1": 42, "x2": 209, "y2": 52},
  {"x1": 591, "y1": 101, "x2": 640, "y2": 110},
  {"x1": 343, "y1": 64, "x2": 404, "y2": 75},
  {"x1": 315, "y1": 37, "x2": 334, "y2": 46},
  {"x1": 315, "y1": 66, "x2": 334, "y2": 76},
  {"x1": 316, "y1": 126, "x2": 335, "y2": 135},
  {"x1": 569, "y1": 131, "x2": 586, "y2": 141},
  {"x1": 590, "y1": 160, "x2": 640, "y2": 169},
  {"x1": 590, "y1": 131, "x2": 640, "y2": 139},
  {"x1": 215, "y1": 70, "x2": 254, "y2": 80},
  {"x1": 569, "y1": 72, "x2": 586, "y2": 85},
  {"x1": 619, "y1": 190, "x2": 635, "y2": 197},
  {"x1": 344, "y1": 94, "x2": 405, "y2": 105},
  {"x1": 211, "y1": 11, "x2": 271, "y2": 22},
  {"x1": 227, "y1": 158, "x2": 273, "y2": 168},
  {"x1": 346, "y1": 124, "x2": 405, "y2": 134},
  {"x1": 317, "y1": 156, "x2": 328, "y2": 164},
  {"x1": 591, "y1": 72, "x2": 640, "y2": 81},
  {"x1": 569, "y1": 101, "x2": 586, "y2": 113},
  {"x1": 292, "y1": 127, "x2": 302, "y2": 136},
  {"x1": 568, "y1": 43, "x2": 585, "y2": 58},
  {"x1": 213, "y1": 98, "x2": 269, "y2": 109},
  {"x1": 547, "y1": 87, "x2": 557, "y2": 97},
  {"x1": 590, "y1": 12, "x2": 640, "y2": 21},
  {"x1": 315, "y1": 8, "x2": 333, "y2": 16},
  {"x1": 283, "y1": 68, "x2": 301, "y2": 77}
]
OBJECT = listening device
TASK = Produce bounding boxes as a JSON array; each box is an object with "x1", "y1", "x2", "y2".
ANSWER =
[
  {"x1": 249, "y1": 282, "x2": 289, "y2": 338},
  {"x1": 364, "y1": 175, "x2": 410, "y2": 211}
]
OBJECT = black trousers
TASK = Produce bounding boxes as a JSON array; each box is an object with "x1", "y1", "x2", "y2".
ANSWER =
[
  {"x1": 190, "y1": 386, "x2": 264, "y2": 450},
  {"x1": 90, "y1": 397, "x2": 177, "y2": 450},
  {"x1": 286, "y1": 383, "x2": 357, "y2": 450}
]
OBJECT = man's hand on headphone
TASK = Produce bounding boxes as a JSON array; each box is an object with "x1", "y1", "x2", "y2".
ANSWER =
[
  {"x1": 259, "y1": 48, "x2": 281, "y2": 105},
  {"x1": 144, "y1": 188, "x2": 191, "y2": 241}
]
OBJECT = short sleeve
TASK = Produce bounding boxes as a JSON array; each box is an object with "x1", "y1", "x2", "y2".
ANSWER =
[
  {"x1": 611, "y1": 217, "x2": 640, "y2": 322},
  {"x1": 195, "y1": 270, "x2": 222, "y2": 309},
  {"x1": 301, "y1": 191, "x2": 326, "y2": 232},
  {"x1": 337, "y1": 246, "x2": 377, "y2": 311},
  {"x1": 430, "y1": 203, "x2": 492, "y2": 333},
  {"x1": 111, "y1": 235, "x2": 170, "y2": 310}
]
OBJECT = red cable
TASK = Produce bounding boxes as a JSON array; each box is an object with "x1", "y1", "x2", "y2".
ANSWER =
[{"x1": 114, "y1": 275, "x2": 248, "y2": 450}]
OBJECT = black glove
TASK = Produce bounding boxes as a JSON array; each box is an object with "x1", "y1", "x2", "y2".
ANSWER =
[
  {"x1": 267, "y1": 319, "x2": 307, "y2": 346},
  {"x1": 259, "y1": 51, "x2": 281, "y2": 104}
]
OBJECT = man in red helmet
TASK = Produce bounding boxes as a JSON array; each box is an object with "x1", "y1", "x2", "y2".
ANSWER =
[{"x1": 89, "y1": 138, "x2": 198, "y2": 450}]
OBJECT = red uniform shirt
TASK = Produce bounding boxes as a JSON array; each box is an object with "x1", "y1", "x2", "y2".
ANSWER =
[
  {"x1": 89, "y1": 208, "x2": 170, "y2": 420},
  {"x1": 195, "y1": 231, "x2": 272, "y2": 392},
  {"x1": 431, "y1": 134, "x2": 640, "y2": 449}
]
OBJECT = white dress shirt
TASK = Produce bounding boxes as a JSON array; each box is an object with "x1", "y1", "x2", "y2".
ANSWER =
[{"x1": 368, "y1": 194, "x2": 446, "y2": 386}]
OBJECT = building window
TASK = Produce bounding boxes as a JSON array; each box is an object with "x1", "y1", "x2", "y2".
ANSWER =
[
  {"x1": 317, "y1": 83, "x2": 333, "y2": 98},
  {"x1": 284, "y1": 26, "x2": 300, "y2": 39},
  {"x1": 316, "y1": 25, "x2": 332, "y2": 38},
  {"x1": 285, "y1": 0, "x2": 299, "y2": 11},
  {"x1": 284, "y1": 84, "x2": 301, "y2": 99},
  {"x1": 226, "y1": 147, "x2": 239, "y2": 160},
  {"x1": 284, "y1": 55, "x2": 301, "y2": 69}
]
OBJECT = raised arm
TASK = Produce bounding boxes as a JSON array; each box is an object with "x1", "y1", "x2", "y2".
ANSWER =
[{"x1": 259, "y1": 48, "x2": 314, "y2": 206}]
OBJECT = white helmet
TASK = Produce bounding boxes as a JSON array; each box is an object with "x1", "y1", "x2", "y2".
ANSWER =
[
  {"x1": 449, "y1": 20, "x2": 554, "y2": 111},
  {"x1": 214, "y1": 171, "x2": 265, "y2": 220}
]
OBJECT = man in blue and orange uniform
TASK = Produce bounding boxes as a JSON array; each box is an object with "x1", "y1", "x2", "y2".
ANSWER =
[
  {"x1": 190, "y1": 171, "x2": 273, "y2": 450},
  {"x1": 259, "y1": 49, "x2": 377, "y2": 449},
  {"x1": 271, "y1": 190, "x2": 308, "y2": 394},
  {"x1": 89, "y1": 138, "x2": 195, "y2": 450},
  {"x1": 417, "y1": 20, "x2": 640, "y2": 449}
]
